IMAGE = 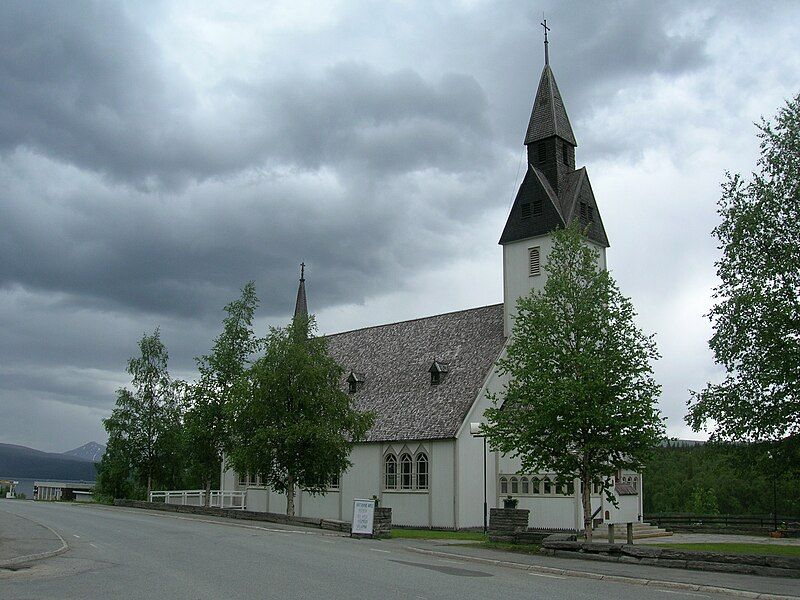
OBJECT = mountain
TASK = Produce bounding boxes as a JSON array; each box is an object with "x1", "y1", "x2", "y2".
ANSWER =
[
  {"x1": 0, "y1": 443, "x2": 97, "y2": 481},
  {"x1": 63, "y1": 441, "x2": 106, "y2": 462}
]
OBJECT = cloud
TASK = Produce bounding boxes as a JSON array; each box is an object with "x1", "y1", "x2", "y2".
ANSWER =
[{"x1": 1, "y1": 0, "x2": 799, "y2": 451}]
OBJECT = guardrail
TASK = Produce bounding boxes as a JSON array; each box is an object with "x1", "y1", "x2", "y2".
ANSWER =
[{"x1": 149, "y1": 489, "x2": 246, "y2": 510}]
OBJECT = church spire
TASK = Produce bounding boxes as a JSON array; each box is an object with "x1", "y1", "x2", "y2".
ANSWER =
[
  {"x1": 524, "y1": 26, "x2": 576, "y2": 148},
  {"x1": 293, "y1": 262, "x2": 308, "y2": 319}
]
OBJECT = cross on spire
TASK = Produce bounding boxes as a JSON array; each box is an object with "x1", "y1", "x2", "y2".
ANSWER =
[{"x1": 541, "y1": 18, "x2": 550, "y2": 66}]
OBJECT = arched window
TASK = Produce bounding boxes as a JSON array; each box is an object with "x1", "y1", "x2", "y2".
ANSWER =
[
  {"x1": 384, "y1": 454, "x2": 397, "y2": 490},
  {"x1": 543, "y1": 478, "x2": 553, "y2": 495},
  {"x1": 499, "y1": 476, "x2": 508, "y2": 495},
  {"x1": 510, "y1": 476, "x2": 519, "y2": 495},
  {"x1": 531, "y1": 477, "x2": 540, "y2": 494},
  {"x1": 566, "y1": 480, "x2": 575, "y2": 495},
  {"x1": 416, "y1": 452, "x2": 429, "y2": 490},
  {"x1": 329, "y1": 473, "x2": 340, "y2": 490},
  {"x1": 521, "y1": 477, "x2": 530, "y2": 495},
  {"x1": 400, "y1": 453, "x2": 413, "y2": 490}
]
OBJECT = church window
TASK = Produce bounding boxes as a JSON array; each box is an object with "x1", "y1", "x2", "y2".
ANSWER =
[
  {"x1": 531, "y1": 477, "x2": 540, "y2": 494},
  {"x1": 532, "y1": 197, "x2": 543, "y2": 215},
  {"x1": 499, "y1": 477, "x2": 508, "y2": 495},
  {"x1": 580, "y1": 202, "x2": 595, "y2": 224},
  {"x1": 521, "y1": 477, "x2": 530, "y2": 495},
  {"x1": 384, "y1": 454, "x2": 397, "y2": 490},
  {"x1": 238, "y1": 472, "x2": 247, "y2": 487},
  {"x1": 521, "y1": 202, "x2": 532, "y2": 219},
  {"x1": 543, "y1": 478, "x2": 553, "y2": 495},
  {"x1": 566, "y1": 481, "x2": 575, "y2": 495},
  {"x1": 510, "y1": 477, "x2": 519, "y2": 494},
  {"x1": 416, "y1": 452, "x2": 429, "y2": 490},
  {"x1": 328, "y1": 473, "x2": 340, "y2": 490},
  {"x1": 537, "y1": 142, "x2": 546, "y2": 163},
  {"x1": 400, "y1": 453, "x2": 413, "y2": 490},
  {"x1": 529, "y1": 246, "x2": 541, "y2": 277}
]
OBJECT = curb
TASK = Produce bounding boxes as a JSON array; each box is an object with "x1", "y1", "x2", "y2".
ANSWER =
[
  {"x1": 406, "y1": 546, "x2": 800, "y2": 600},
  {"x1": 0, "y1": 508, "x2": 70, "y2": 568}
]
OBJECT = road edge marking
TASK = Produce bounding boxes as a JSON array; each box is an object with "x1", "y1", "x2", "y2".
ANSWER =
[
  {"x1": 0, "y1": 507, "x2": 70, "y2": 568},
  {"x1": 404, "y1": 546, "x2": 798, "y2": 600}
]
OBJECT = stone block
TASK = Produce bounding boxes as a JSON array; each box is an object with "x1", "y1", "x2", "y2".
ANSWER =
[
  {"x1": 544, "y1": 533, "x2": 577, "y2": 542},
  {"x1": 620, "y1": 545, "x2": 662, "y2": 559}
]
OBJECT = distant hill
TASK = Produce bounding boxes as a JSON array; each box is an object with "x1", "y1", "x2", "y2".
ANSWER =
[
  {"x1": 63, "y1": 441, "x2": 106, "y2": 462},
  {"x1": 0, "y1": 443, "x2": 97, "y2": 481}
]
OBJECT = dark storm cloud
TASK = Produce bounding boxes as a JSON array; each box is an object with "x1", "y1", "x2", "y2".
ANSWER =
[
  {"x1": 0, "y1": 2, "x2": 492, "y2": 188},
  {"x1": 2, "y1": 0, "x2": 798, "y2": 451}
]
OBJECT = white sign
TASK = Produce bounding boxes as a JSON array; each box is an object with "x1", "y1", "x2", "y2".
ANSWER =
[{"x1": 351, "y1": 498, "x2": 375, "y2": 535}]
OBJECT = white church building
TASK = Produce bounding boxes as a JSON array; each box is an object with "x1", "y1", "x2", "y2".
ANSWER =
[{"x1": 217, "y1": 44, "x2": 643, "y2": 531}]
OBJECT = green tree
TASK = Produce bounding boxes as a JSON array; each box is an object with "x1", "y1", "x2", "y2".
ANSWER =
[
  {"x1": 690, "y1": 485, "x2": 720, "y2": 515},
  {"x1": 103, "y1": 328, "x2": 183, "y2": 498},
  {"x1": 688, "y1": 94, "x2": 800, "y2": 444},
  {"x1": 484, "y1": 224, "x2": 664, "y2": 540},
  {"x1": 185, "y1": 282, "x2": 260, "y2": 505},
  {"x1": 225, "y1": 315, "x2": 373, "y2": 516}
]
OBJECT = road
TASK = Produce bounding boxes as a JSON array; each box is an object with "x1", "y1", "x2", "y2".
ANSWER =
[{"x1": 0, "y1": 502, "x2": 782, "y2": 599}]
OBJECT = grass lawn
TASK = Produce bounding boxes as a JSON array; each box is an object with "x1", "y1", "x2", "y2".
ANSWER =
[
  {"x1": 479, "y1": 541, "x2": 541, "y2": 554},
  {"x1": 389, "y1": 529, "x2": 487, "y2": 541},
  {"x1": 654, "y1": 543, "x2": 800, "y2": 557}
]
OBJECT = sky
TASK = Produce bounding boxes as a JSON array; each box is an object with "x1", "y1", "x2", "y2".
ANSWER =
[{"x1": 1, "y1": 0, "x2": 799, "y2": 453}]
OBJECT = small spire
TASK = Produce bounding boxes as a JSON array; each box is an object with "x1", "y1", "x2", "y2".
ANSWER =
[
  {"x1": 293, "y1": 262, "x2": 308, "y2": 318},
  {"x1": 541, "y1": 17, "x2": 550, "y2": 66}
]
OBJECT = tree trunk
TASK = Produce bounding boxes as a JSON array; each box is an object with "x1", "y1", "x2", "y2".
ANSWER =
[
  {"x1": 582, "y1": 474, "x2": 593, "y2": 542},
  {"x1": 286, "y1": 473, "x2": 295, "y2": 517},
  {"x1": 204, "y1": 478, "x2": 212, "y2": 507},
  {"x1": 147, "y1": 474, "x2": 152, "y2": 501}
]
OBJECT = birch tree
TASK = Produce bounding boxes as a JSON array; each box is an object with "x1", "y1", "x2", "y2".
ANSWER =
[
  {"x1": 225, "y1": 315, "x2": 373, "y2": 516},
  {"x1": 185, "y1": 282, "x2": 260, "y2": 505},
  {"x1": 103, "y1": 328, "x2": 182, "y2": 498},
  {"x1": 483, "y1": 224, "x2": 664, "y2": 540}
]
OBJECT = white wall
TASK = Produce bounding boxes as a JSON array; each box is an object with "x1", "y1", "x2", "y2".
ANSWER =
[
  {"x1": 502, "y1": 234, "x2": 607, "y2": 337},
  {"x1": 224, "y1": 439, "x2": 455, "y2": 528}
]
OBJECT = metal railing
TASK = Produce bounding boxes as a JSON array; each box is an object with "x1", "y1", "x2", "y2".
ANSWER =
[
  {"x1": 646, "y1": 513, "x2": 800, "y2": 529},
  {"x1": 149, "y1": 489, "x2": 246, "y2": 510}
]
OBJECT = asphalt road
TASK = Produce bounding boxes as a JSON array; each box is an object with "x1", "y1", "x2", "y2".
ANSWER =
[{"x1": 0, "y1": 502, "x2": 779, "y2": 599}]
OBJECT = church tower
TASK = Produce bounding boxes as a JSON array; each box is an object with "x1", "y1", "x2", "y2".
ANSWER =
[{"x1": 500, "y1": 26, "x2": 610, "y2": 337}]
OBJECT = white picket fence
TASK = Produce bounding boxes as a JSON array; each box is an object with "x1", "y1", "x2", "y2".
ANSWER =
[{"x1": 149, "y1": 489, "x2": 246, "y2": 510}]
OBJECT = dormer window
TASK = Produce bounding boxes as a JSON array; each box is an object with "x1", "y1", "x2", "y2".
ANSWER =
[
  {"x1": 346, "y1": 371, "x2": 365, "y2": 393},
  {"x1": 428, "y1": 360, "x2": 449, "y2": 385}
]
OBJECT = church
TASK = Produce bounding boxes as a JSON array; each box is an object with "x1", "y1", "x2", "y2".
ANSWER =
[{"x1": 220, "y1": 38, "x2": 643, "y2": 531}]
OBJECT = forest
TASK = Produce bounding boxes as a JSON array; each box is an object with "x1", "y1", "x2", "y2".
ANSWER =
[{"x1": 643, "y1": 440, "x2": 800, "y2": 516}]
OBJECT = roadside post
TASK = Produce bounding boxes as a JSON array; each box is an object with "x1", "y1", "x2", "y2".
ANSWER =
[{"x1": 351, "y1": 498, "x2": 376, "y2": 538}]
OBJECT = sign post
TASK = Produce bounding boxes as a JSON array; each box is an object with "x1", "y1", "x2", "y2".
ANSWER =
[{"x1": 351, "y1": 498, "x2": 376, "y2": 537}]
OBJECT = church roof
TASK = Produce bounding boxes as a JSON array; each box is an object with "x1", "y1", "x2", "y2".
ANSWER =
[
  {"x1": 498, "y1": 165, "x2": 608, "y2": 247},
  {"x1": 324, "y1": 304, "x2": 506, "y2": 442},
  {"x1": 524, "y1": 65, "x2": 576, "y2": 147}
]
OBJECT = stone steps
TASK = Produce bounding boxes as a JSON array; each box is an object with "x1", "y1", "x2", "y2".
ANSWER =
[{"x1": 593, "y1": 521, "x2": 673, "y2": 539}]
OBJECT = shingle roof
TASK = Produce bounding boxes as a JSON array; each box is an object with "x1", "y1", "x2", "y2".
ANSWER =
[
  {"x1": 524, "y1": 65, "x2": 577, "y2": 147},
  {"x1": 324, "y1": 304, "x2": 506, "y2": 442},
  {"x1": 499, "y1": 165, "x2": 566, "y2": 244}
]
